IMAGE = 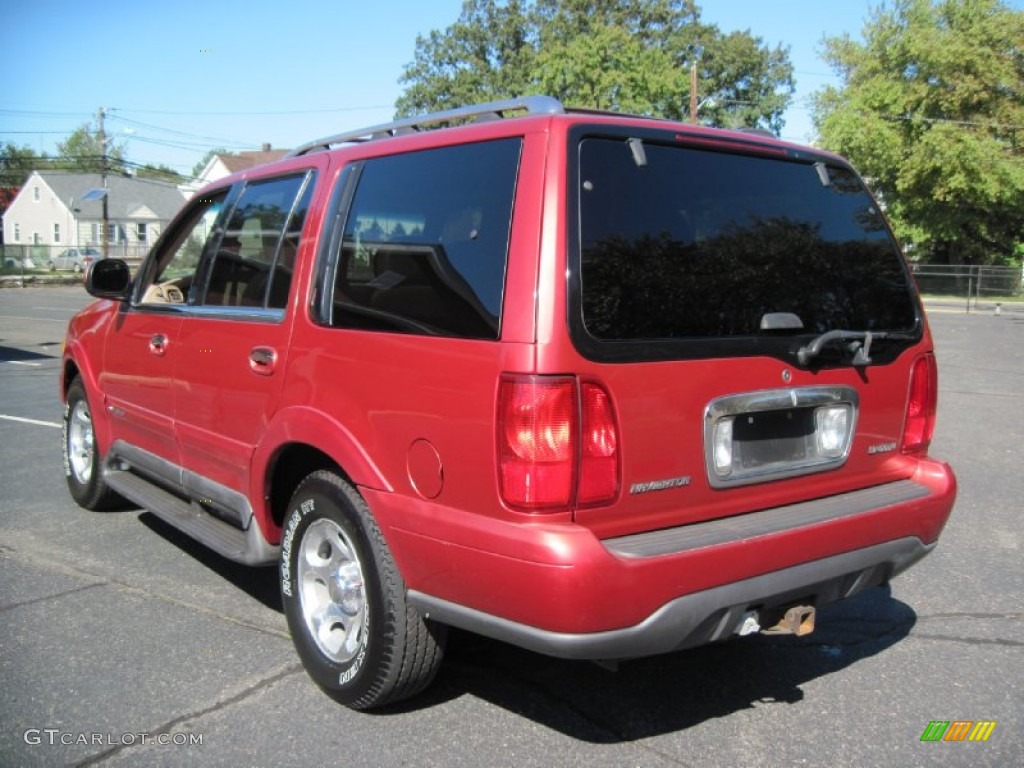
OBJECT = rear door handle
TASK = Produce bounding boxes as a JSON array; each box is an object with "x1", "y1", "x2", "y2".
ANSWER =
[
  {"x1": 149, "y1": 334, "x2": 168, "y2": 356},
  {"x1": 249, "y1": 346, "x2": 277, "y2": 375}
]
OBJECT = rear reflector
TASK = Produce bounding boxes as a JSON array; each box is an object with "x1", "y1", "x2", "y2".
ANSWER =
[
  {"x1": 578, "y1": 382, "x2": 619, "y2": 506},
  {"x1": 902, "y1": 354, "x2": 937, "y2": 455},
  {"x1": 497, "y1": 375, "x2": 619, "y2": 511}
]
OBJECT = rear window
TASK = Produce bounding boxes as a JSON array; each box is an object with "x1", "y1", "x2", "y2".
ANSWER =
[{"x1": 573, "y1": 134, "x2": 919, "y2": 361}]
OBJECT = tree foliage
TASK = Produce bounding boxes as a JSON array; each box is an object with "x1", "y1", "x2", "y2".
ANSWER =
[
  {"x1": 55, "y1": 122, "x2": 126, "y2": 174},
  {"x1": 0, "y1": 143, "x2": 49, "y2": 189},
  {"x1": 135, "y1": 163, "x2": 184, "y2": 183},
  {"x1": 813, "y1": 0, "x2": 1024, "y2": 265},
  {"x1": 397, "y1": 0, "x2": 794, "y2": 133}
]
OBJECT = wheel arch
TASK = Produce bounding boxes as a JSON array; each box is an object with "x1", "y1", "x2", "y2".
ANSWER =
[
  {"x1": 61, "y1": 351, "x2": 114, "y2": 458},
  {"x1": 252, "y1": 406, "x2": 392, "y2": 544}
]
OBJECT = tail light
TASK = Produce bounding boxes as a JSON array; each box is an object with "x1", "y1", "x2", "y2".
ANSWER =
[
  {"x1": 497, "y1": 375, "x2": 619, "y2": 511},
  {"x1": 902, "y1": 354, "x2": 937, "y2": 455}
]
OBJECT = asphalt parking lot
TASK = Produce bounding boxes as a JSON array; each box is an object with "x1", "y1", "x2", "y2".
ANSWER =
[{"x1": 1, "y1": 286, "x2": 1021, "y2": 767}]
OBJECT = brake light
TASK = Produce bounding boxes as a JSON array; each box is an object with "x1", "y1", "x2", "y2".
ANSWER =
[
  {"x1": 902, "y1": 354, "x2": 937, "y2": 455},
  {"x1": 497, "y1": 375, "x2": 619, "y2": 511}
]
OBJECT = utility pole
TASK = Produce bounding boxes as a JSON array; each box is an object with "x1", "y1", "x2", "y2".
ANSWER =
[
  {"x1": 98, "y1": 107, "x2": 109, "y2": 258},
  {"x1": 689, "y1": 60, "x2": 699, "y2": 124}
]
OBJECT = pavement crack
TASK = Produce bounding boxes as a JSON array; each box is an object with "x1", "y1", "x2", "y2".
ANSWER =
[
  {"x1": 916, "y1": 611, "x2": 1024, "y2": 621},
  {"x1": 0, "y1": 581, "x2": 107, "y2": 612},
  {"x1": 73, "y1": 662, "x2": 304, "y2": 767},
  {"x1": 0, "y1": 539, "x2": 288, "y2": 640},
  {"x1": 910, "y1": 632, "x2": 1024, "y2": 648}
]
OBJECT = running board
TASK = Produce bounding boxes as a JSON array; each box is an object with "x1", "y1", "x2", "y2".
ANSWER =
[{"x1": 104, "y1": 469, "x2": 278, "y2": 566}]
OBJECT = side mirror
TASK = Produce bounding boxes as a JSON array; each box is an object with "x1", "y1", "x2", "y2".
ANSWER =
[{"x1": 85, "y1": 258, "x2": 131, "y2": 300}]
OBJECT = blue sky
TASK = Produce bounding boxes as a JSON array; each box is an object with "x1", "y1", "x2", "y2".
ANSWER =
[{"x1": 3, "y1": 1, "x2": 1019, "y2": 177}]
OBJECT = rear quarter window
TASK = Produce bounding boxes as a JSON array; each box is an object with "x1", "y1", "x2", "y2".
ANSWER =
[{"x1": 330, "y1": 138, "x2": 522, "y2": 339}]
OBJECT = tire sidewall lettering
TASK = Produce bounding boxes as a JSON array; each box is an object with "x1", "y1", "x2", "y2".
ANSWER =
[
  {"x1": 339, "y1": 604, "x2": 369, "y2": 685},
  {"x1": 61, "y1": 400, "x2": 72, "y2": 479},
  {"x1": 280, "y1": 499, "x2": 314, "y2": 598}
]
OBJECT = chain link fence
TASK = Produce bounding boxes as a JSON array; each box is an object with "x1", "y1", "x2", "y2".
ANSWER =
[{"x1": 910, "y1": 264, "x2": 1023, "y2": 312}]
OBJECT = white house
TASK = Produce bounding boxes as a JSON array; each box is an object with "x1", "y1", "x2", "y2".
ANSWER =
[
  {"x1": 2, "y1": 171, "x2": 188, "y2": 261},
  {"x1": 183, "y1": 143, "x2": 289, "y2": 196}
]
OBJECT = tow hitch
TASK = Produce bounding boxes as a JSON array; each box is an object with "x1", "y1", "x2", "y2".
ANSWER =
[{"x1": 761, "y1": 605, "x2": 816, "y2": 636}]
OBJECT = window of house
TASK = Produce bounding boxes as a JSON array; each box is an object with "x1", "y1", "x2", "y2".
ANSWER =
[
  {"x1": 33, "y1": 187, "x2": 40, "y2": 202},
  {"x1": 13, "y1": 223, "x2": 20, "y2": 242},
  {"x1": 330, "y1": 138, "x2": 522, "y2": 339},
  {"x1": 201, "y1": 172, "x2": 314, "y2": 310},
  {"x1": 53, "y1": 223, "x2": 61, "y2": 243},
  {"x1": 90, "y1": 223, "x2": 99, "y2": 243},
  {"x1": 32, "y1": 232, "x2": 41, "y2": 245},
  {"x1": 137, "y1": 222, "x2": 148, "y2": 243}
]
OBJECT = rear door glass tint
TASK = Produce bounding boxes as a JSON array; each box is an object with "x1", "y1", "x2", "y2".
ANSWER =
[
  {"x1": 578, "y1": 138, "x2": 918, "y2": 341},
  {"x1": 332, "y1": 138, "x2": 522, "y2": 339}
]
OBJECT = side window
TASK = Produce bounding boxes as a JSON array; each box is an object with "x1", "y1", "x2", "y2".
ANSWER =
[
  {"x1": 202, "y1": 173, "x2": 313, "y2": 309},
  {"x1": 137, "y1": 191, "x2": 227, "y2": 305},
  {"x1": 331, "y1": 138, "x2": 522, "y2": 339}
]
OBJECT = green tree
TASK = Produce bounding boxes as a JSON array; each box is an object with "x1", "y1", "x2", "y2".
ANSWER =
[
  {"x1": 135, "y1": 163, "x2": 184, "y2": 183},
  {"x1": 0, "y1": 143, "x2": 49, "y2": 188},
  {"x1": 813, "y1": 0, "x2": 1024, "y2": 265},
  {"x1": 55, "y1": 122, "x2": 126, "y2": 174},
  {"x1": 397, "y1": 0, "x2": 794, "y2": 133},
  {"x1": 397, "y1": 0, "x2": 536, "y2": 115}
]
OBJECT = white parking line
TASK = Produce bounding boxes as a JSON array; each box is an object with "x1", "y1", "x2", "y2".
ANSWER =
[
  {"x1": 0, "y1": 414, "x2": 62, "y2": 429},
  {"x1": 3, "y1": 360, "x2": 43, "y2": 367}
]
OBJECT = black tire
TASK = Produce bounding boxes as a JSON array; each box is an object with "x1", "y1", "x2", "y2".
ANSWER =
[
  {"x1": 281, "y1": 470, "x2": 446, "y2": 709},
  {"x1": 63, "y1": 377, "x2": 122, "y2": 510}
]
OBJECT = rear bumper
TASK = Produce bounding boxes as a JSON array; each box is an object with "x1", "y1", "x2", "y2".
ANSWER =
[
  {"x1": 409, "y1": 537, "x2": 932, "y2": 659},
  {"x1": 368, "y1": 459, "x2": 955, "y2": 658}
]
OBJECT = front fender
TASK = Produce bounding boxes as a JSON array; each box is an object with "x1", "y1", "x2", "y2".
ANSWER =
[{"x1": 62, "y1": 306, "x2": 115, "y2": 458}]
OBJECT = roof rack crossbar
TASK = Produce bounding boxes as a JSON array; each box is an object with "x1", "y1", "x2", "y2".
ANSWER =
[{"x1": 286, "y1": 95, "x2": 564, "y2": 157}]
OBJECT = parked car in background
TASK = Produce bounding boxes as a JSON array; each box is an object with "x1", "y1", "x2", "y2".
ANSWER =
[
  {"x1": 2, "y1": 255, "x2": 36, "y2": 269},
  {"x1": 50, "y1": 247, "x2": 101, "y2": 272}
]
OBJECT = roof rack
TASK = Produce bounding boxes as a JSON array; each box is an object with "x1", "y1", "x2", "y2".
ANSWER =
[{"x1": 287, "y1": 95, "x2": 564, "y2": 158}]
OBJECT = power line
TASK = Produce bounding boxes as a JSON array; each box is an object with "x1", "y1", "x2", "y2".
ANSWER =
[
  {"x1": 111, "y1": 105, "x2": 393, "y2": 116},
  {"x1": 107, "y1": 113, "x2": 253, "y2": 147}
]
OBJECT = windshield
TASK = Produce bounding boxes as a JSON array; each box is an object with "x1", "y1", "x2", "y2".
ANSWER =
[{"x1": 575, "y1": 136, "x2": 919, "y2": 352}]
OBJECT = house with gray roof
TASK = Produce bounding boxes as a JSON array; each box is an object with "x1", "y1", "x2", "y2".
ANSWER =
[{"x1": 2, "y1": 171, "x2": 188, "y2": 262}]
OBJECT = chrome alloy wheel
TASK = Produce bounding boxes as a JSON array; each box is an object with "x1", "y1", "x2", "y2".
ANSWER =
[
  {"x1": 297, "y1": 518, "x2": 367, "y2": 663},
  {"x1": 67, "y1": 400, "x2": 95, "y2": 485}
]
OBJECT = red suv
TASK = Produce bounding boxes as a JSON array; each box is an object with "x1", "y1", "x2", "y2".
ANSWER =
[{"x1": 62, "y1": 97, "x2": 956, "y2": 709}]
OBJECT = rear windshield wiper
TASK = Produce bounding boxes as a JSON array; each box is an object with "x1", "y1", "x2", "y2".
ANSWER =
[{"x1": 796, "y1": 329, "x2": 906, "y2": 367}]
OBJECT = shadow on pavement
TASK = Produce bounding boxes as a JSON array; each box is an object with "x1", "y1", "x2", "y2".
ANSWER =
[
  {"x1": 137, "y1": 512, "x2": 282, "y2": 612},
  {"x1": 0, "y1": 344, "x2": 57, "y2": 362},
  {"x1": 391, "y1": 585, "x2": 915, "y2": 740}
]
